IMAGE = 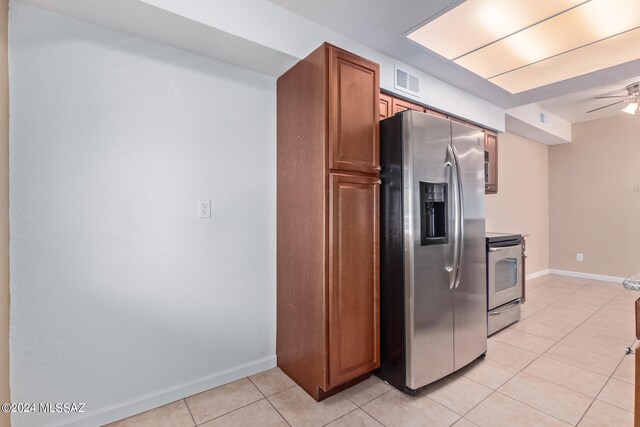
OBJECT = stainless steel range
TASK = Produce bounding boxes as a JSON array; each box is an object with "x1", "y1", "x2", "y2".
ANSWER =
[{"x1": 486, "y1": 233, "x2": 525, "y2": 335}]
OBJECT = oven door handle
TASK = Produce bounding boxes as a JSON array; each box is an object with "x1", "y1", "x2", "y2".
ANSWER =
[
  {"x1": 489, "y1": 246, "x2": 517, "y2": 252},
  {"x1": 489, "y1": 300, "x2": 521, "y2": 315}
]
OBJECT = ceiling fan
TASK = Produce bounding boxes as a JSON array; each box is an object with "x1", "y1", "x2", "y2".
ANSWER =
[{"x1": 586, "y1": 82, "x2": 640, "y2": 115}]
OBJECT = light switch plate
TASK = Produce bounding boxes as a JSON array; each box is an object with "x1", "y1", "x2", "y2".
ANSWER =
[
  {"x1": 576, "y1": 253, "x2": 584, "y2": 262},
  {"x1": 199, "y1": 200, "x2": 211, "y2": 218}
]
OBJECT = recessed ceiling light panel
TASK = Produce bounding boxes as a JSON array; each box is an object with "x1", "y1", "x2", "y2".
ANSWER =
[
  {"x1": 454, "y1": 0, "x2": 640, "y2": 79},
  {"x1": 408, "y1": 0, "x2": 640, "y2": 94},
  {"x1": 488, "y1": 28, "x2": 640, "y2": 93},
  {"x1": 407, "y1": 0, "x2": 585, "y2": 60}
]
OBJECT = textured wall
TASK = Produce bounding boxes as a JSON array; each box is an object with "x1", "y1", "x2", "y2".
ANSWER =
[
  {"x1": 10, "y1": 2, "x2": 276, "y2": 426},
  {"x1": 0, "y1": 0, "x2": 10, "y2": 425},
  {"x1": 550, "y1": 115, "x2": 640, "y2": 278},
  {"x1": 486, "y1": 132, "x2": 550, "y2": 275}
]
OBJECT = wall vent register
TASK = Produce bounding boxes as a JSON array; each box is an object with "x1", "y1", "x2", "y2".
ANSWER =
[{"x1": 395, "y1": 66, "x2": 421, "y2": 96}]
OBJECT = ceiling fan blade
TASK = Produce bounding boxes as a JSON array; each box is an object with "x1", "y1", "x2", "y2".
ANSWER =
[
  {"x1": 594, "y1": 95, "x2": 628, "y2": 99},
  {"x1": 586, "y1": 100, "x2": 626, "y2": 113}
]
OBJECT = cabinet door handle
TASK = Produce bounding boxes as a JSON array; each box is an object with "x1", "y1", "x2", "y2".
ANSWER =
[
  {"x1": 376, "y1": 165, "x2": 382, "y2": 171},
  {"x1": 376, "y1": 179, "x2": 382, "y2": 185}
]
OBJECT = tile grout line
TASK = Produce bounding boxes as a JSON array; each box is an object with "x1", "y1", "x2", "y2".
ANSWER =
[
  {"x1": 482, "y1": 279, "x2": 620, "y2": 424},
  {"x1": 360, "y1": 279, "x2": 631, "y2": 426},
  {"x1": 356, "y1": 389, "x2": 393, "y2": 426},
  {"x1": 508, "y1": 279, "x2": 592, "y2": 411},
  {"x1": 532, "y1": 280, "x2": 624, "y2": 351},
  {"x1": 576, "y1": 354, "x2": 634, "y2": 425},
  {"x1": 191, "y1": 395, "x2": 265, "y2": 426},
  {"x1": 381, "y1": 278, "x2": 633, "y2": 426},
  {"x1": 319, "y1": 407, "x2": 361, "y2": 427},
  {"x1": 457, "y1": 385, "x2": 497, "y2": 420},
  {"x1": 183, "y1": 398, "x2": 198, "y2": 427},
  {"x1": 491, "y1": 390, "x2": 574, "y2": 425},
  {"x1": 537, "y1": 280, "x2": 628, "y2": 369},
  {"x1": 415, "y1": 393, "x2": 464, "y2": 426},
  {"x1": 193, "y1": 399, "x2": 264, "y2": 426},
  {"x1": 524, "y1": 279, "x2": 633, "y2": 424},
  {"x1": 347, "y1": 381, "x2": 393, "y2": 408},
  {"x1": 487, "y1": 345, "x2": 587, "y2": 424},
  {"x1": 246, "y1": 376, "x2": 293, "y2": 427},
  {"x1": 111, "y1": 277, "x2": 638, "y2": 427},
  {"x1": 491, "y1": 327, "x2": 560, "y2": 351},
  {"x1": 539, "y1": 286, "x2": 634, "y2": 379},
  {"x1": 611, "y1": 357, "x2": 635, "y2": 386},
  {"x1": 444, "y1": 324, "x2": 582, "y2": 423}
]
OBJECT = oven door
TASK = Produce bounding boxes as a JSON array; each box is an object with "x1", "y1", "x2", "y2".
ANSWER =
[{"x1": 488, "y1": 244, "x2": 523, "y2": 310}]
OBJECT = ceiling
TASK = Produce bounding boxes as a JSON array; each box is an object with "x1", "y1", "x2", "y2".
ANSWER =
[
  {"x1": 269, "y1": 0, "x2": 640, "y2": 118},
  {"x1": 538, "y1": 75, "x2": 640, "y2": 123},
  {"x1": 408, "y1": 0, "x2": 640, "y2": 94}
]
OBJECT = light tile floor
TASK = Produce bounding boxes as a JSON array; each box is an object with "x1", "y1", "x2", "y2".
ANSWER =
[{"x1": 107, "y1": 275, "x2": 636, "y2": 426}]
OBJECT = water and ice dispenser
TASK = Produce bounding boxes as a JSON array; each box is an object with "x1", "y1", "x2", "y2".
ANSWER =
[{"x1": 419, "y1": 182, "x2": 448, "y2": 246}]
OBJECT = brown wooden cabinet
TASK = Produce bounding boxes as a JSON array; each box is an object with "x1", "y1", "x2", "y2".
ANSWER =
[
  {"x1": 380, "y1": 92, "x2": 449, "y2": 120},
  {"x1": 379, "y1": 93, "x2": 392, "y2": 121},
  {"x1": 329, "y1": 173, "x2": 380, "y2": 387},
  {"x1": 424, "y1": 107, "x2": 447, "y2": 118},
  {"x1": 329, "y1": 49, "x2": 380, "y2": 174},
  {"x1": 484, "y1": 130, "x2": 498, "y2": 194},
  {"x1": 277, "y1": 43, "x2": 380, "y2": 401},
  {"x1": 391, "y1": 97, "x2": 425, "y2": 115},
  {"x1": 380, "y1": 92, "x2": 499, "y2": 194}
]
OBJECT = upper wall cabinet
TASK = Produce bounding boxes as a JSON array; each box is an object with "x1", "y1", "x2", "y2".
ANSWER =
[
  {"x1": 379, "y1": 93, "x2": 393, "y2": 121},
  {"x1": 391, "y1": 97, "x2": 425, "y2": 115},
  {"x1": 484, "y1": 130, "x2": 498, "y2": 194},
  {"x1": 329, "y1": 47, "x2": 380, "y2": 174},
  {"x1": 379, "y1": 91, "x2": 499, "y2": 194}
]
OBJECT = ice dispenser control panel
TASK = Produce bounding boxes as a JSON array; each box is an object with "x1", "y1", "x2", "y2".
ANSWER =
[{"x1": 419, "y1": 182, "x2": 448, "y2": 246}]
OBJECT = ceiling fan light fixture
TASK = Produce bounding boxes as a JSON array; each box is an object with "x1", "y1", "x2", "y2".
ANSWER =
[{"x1": 622, "y1": 102, "x2": 638, "y2": 115}]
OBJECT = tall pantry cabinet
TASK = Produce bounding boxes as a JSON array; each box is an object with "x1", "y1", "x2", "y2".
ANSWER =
[{"x1": 277, "y1": 43, "x2": 380, "y2": 400}]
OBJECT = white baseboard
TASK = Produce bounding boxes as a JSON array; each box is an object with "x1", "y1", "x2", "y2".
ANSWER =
[
  {"x1": 548, "y1": 269, "x2": 624, "y2": 284},
  {"x1": 526, "y1": 269, "x2": 550, "y2": 281},
  {"x1": 46, "y1": 355, "x2": 277, "y2": 427}
]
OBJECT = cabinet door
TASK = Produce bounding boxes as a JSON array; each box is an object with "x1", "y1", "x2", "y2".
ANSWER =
[
  {"x1": 379, "y1": 93, "x2": 392, "y2": 121},
  {"x1": 485, "y1": 131, "x2": 498, "y2": 194},
  {"x1": 425, "y1": 107, "x2": 447, "y2": 118},
  {"x1": 391, "y1": 97, "x2": 425, "y2": 115},
  {"x1": 328, "y1": 173, "x2": 380, "y2": 387},
  {"x1": 329, "y1": 47, "x2": 380, "y2": 174}
]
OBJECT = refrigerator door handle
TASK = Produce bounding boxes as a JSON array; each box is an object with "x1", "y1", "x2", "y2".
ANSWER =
[
  {"x1": 452, "y1": 146, "x2": 465, "y2": 289},
  {"x1": 446, "y1": 146, "x2": 459, "y2": 290}
]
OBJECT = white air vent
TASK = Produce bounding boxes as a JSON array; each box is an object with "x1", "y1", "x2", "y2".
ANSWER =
[
  {"x1": 395, "y1": 66, "x2": 421, "y2": 96},
  {"x1": 539, "y1": 111, "x2": 552, "y2": 125}
]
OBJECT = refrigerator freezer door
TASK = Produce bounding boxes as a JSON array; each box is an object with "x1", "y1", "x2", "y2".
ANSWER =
[
  {"x1": 451, "y1": 121, "x2": 488, "y2": 369},
  {"x1": 403, "y1": 111, "x2": 456, "y2": 390}
]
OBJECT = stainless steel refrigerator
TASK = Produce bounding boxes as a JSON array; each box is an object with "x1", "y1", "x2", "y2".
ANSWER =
[{"x1": 378, "y1": 109, "x2": 487, "y2": 395}]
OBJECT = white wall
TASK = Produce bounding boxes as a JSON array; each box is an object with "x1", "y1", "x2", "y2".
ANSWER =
[
  {"x1": 549, "y1": 114, "x2": 640, "y2": 279},
  {"x1": 21, "y1": 0, "x2": 506, "y2": 132},
  {"x1": 139, "y1": 0, "x2": 506, "y2": 131},
  {"x1": 485, "y1": 133, "x2": 549, "y2": 275},
  {"x1": 9, "y1": 2, "x2": 276, "y2": 426},
  {"x1": 506, "y1": 103, "x2": 572, "y2": 146}
]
